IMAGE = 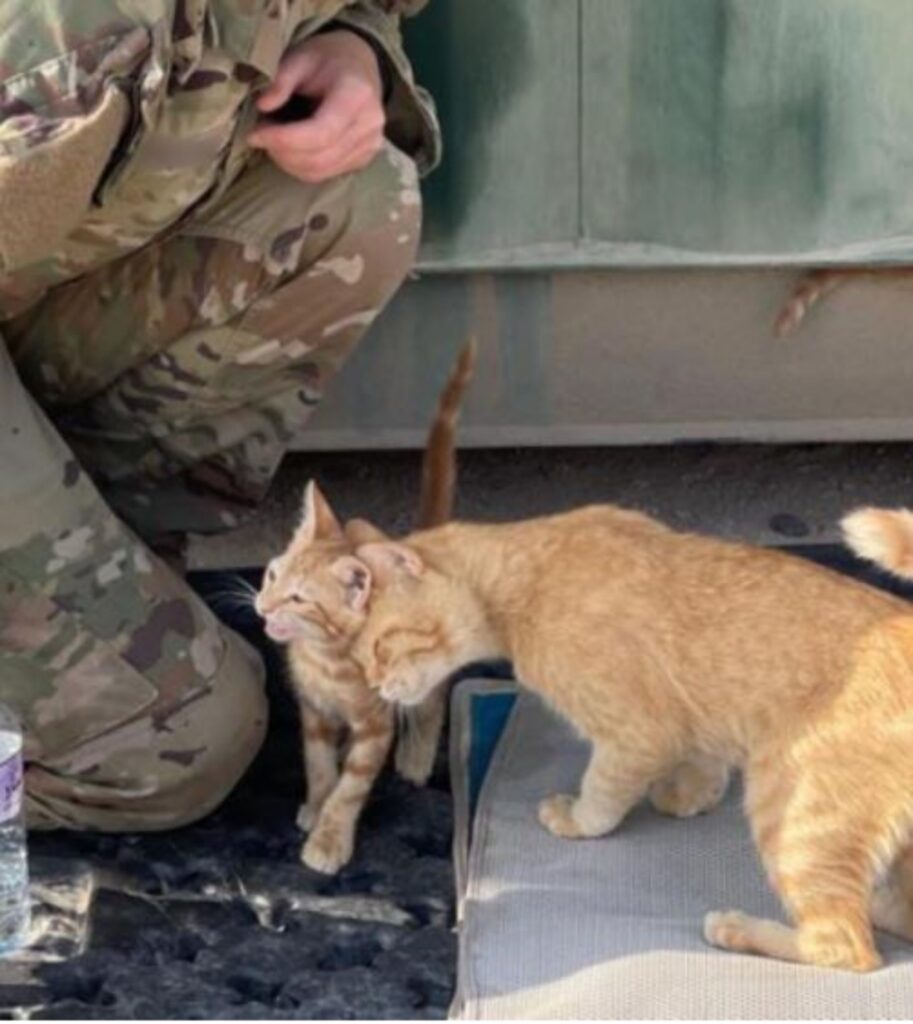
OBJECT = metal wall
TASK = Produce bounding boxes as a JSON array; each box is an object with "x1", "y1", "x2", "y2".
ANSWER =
[
  {"x1": 301, "y1": 269, "x2": 913, "y2": 450},
  {"x1": 300, "y1": 1, "x2": 913, "y2": 450},
  {"x1": 406, "y1": 0, "x2": 913, "y2": 270}
]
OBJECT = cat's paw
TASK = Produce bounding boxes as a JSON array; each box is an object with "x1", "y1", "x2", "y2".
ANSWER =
[
  {"x1": 301, "y1": 826, "x2": 353, "y2": 875},
  {"x1": 537, "y1": 794, "x2": 584, "y2": 838},
  {"x1": 296, "y1": 802, "x2": 319, "y2": 833},
  {"x1": 650, "y1": 760, "x2": 730, "y2": 819},
  {"x1": 703, "y1": 910, "x2": 753, "y2": 952},
  {"x1": 394, "y1": 732, "x2": 435, "y2": 786}
]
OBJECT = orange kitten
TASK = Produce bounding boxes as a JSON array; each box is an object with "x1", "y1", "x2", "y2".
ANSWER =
[
  {"x1": 255, "y1": 340, "x2": 475, "y2": 873},
  {"x1": 344, "y1": 506, "x2": 913, "y2": 971}
]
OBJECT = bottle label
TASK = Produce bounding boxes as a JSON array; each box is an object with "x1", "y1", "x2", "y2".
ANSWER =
[{"x1": 0, "y1": 753, "x2": 23, "y2": 823}]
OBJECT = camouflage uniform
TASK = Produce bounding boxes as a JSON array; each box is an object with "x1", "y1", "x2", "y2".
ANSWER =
[{"x1": 0, "y1": 0, "x2": 439, "y2": 830}]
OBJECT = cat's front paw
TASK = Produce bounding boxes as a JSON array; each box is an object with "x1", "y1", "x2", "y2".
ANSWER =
[
  {"x1": 301, "y1": 826, "x2": 353, "y2": 875},
  {"x1": 703, "y1": 909, "x2": 753, "y2": 952},
  {"x1": 538, "y1": 794, "x2": 584, "y2": 838},
  {"x1": 650, "y1": 759, "x2": 730, "y2": 819}
]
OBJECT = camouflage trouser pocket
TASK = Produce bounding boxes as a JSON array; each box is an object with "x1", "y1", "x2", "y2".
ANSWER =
[
  {"x1": 0, "y1": 24, "x2": 155, "y2": 287},
  {"x1": 0, "y1": 490, "x2": 226, "y2": 765},
  {"x1": 0, "y1": 570, "x2": 159, "y2": 762}
]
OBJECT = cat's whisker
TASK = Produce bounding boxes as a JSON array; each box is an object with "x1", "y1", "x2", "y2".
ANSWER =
[
  {"x1": 207, "y1": 585, "x2": 255, "y2": 603},
  {"x1": 233, "y1": 575, "x2": 259, "y2": 598},
  {"x1": 205, "y1": 580, "x2": 261, "y2": 618}
]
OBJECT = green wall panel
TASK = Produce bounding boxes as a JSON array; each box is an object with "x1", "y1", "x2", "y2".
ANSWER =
[
  {"x1": 581, "y1": 0, "x2": 913, "y2": 264},
  {"x1": 404, "y1": 0, "x2": 580, "y2": 268},
  {"x1": 404, "y1": 0, "x2": 913, "y2": 269}
]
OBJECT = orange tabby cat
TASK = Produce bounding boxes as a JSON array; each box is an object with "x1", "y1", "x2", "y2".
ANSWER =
[
  {"x1": 341, "y1": 506, "x2": 913, "y2": 971},
  {"x1": 774, "y1": 267, "x2": 913, "y2": 337},
  {"x1": 255, "y1": 340, "x2": 475, "y2": 873}
]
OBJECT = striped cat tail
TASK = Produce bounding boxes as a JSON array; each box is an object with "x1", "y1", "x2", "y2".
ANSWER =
[{"x1": 417, "y1": 336, "x2": 477, "y2": 529}]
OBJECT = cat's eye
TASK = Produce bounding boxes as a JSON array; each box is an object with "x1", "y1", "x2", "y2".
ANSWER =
[
  {"x1": 291, "y1": 595, "x2": 305, "y2": 604},
  {"x1": 265, "y1": 565, "x2": 277, "y2": 583}
]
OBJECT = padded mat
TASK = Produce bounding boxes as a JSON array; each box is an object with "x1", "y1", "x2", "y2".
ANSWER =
[{"x1": 450, "y1": 688, "x2": 913, "y2": 1019}]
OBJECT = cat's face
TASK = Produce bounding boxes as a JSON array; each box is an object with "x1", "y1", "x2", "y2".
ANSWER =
[
  {"x1": 255, "y1": 482, "x2": 374, "y2": 646},
  {"x1": 349, "y1": 543, "x2": 474, "y2": 706}
]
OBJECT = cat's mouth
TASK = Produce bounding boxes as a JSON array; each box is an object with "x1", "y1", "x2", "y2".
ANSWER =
[
  {"x1": 263, "y1": 614, "x2": 307, "y2": 643},
  {"x1": 264, "y1": 621, "x2": 295, "y2": 643}
]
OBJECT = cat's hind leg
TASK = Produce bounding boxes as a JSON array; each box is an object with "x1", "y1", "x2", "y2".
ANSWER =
[
  {"x1": 538, "y1": 742, "x2": 664, "y2": 839},
  {"x1": 707, "y1": 766, "x2": 882, "y2": 971},
  {"x1": 704, "y1": 910, "x2": 804, "y2": 962},
  {"x1": 649, "y1": 754, "x2": 730, "y2": 819},
  {"x1": 871, "y1": 845, "x2": 913, "y2": 942},
  {"x1": 705, "y1": 854, "x2": 881, "y2": 971},
  {"x1": 705, "y1": 893, "x2": 879, "y2": 973}
]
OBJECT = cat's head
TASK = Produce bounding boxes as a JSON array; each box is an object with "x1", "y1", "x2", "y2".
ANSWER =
[
  {"x1": 348, "y1": 538, "x2": 488, "y2": 706},
  {"x1": 255, "y1": 481, "x2": 380, "y2": 646}
]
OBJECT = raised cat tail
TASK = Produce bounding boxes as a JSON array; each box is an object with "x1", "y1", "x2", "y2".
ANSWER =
[
  {"x1": 774, "y1": 269, "x2": 852, "y2": 338},
  {"x1": 416, "y1": 336, "x2": 477, "y2": 528},
  {"x1": 842, "y1": 507, "x2": 913, "y2": 580},
  {"x1": 394, "y1": 337, "x2": 477, "y2": 787}
]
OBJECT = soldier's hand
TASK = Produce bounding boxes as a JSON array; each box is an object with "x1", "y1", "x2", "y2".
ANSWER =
[{"x1": 248, "y1": 31, "x2": 385, "y2": 184}]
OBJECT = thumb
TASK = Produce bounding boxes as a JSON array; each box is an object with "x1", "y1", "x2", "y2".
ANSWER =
[{"x1": 257, "y1": 48, "x2": 321, "y2": 113}]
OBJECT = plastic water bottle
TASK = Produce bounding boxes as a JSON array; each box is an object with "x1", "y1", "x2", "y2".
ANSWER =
[{"x1": 0, "y1": 705, "x2": 29, "y2": 953}]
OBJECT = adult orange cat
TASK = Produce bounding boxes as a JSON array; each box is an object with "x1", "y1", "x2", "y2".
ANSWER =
[
  {"x1": 342, "y1": 505, "x2": 913, "y2": 970},
  {"x1": 255, "y1": 339, "x2": 475, "y2": 873}
]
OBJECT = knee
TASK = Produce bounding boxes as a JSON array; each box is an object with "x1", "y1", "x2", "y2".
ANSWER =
[
  {"x1": 26, "y1": 630, "x2": 269, "y2": 832},
  {"x1": 340, "y1": 142, "x2": 423, "y2": 302},
  {"x1": 143, "y1": 631, "x2": 269, "y2": 830},
  {"x1": 188, "y1": 142, "x2": 421, "y2": 322}
]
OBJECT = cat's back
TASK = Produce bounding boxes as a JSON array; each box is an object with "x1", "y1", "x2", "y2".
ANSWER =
[
  {"x1": 662, "y1": 527, "x2": 905, "y2": 621},
  {"x1": 442, "y1": 504, "x2": 908, "y2": 629},
  {"x1": 546, "y1": 504, "x2": 903, "y2": 610},
  {"x1": 506, "y1": 506, "x2": 913, "y2": 736},
  {"x1": 506, "y1": 503, "x2": 907, "y2": 644}
]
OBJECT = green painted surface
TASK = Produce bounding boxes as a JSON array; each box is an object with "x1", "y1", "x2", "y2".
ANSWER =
[
  {"x1": 404, "y1": 0, "x2": 579, "y2": 265},
  {"x1": 582, "y1": 0, "x2": 913, "y2": 261},
  {"x1": 406, "y1": 0, "x2": 913, "y2": 269}
]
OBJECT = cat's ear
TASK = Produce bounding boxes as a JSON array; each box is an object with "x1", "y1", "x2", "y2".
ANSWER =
[
  {"x1": 329, "y1": 556, "x2": 372, "y2": 611},
  {"x1": 343, "y1": 517, "x2": 389, "y2": 546},
  {"x1": 298, "y1": 480, "x2": 343, "y2": 543},
  {"x1": 356, "y1": 542, "x2": 424, "y2": 584}
]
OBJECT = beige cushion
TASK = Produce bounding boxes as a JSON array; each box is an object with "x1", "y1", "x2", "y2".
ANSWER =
[{"x1": 451, "y1": 688, "x2": 913, "y2": 1020}]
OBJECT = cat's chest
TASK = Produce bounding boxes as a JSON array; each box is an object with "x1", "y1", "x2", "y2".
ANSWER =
[{"x1": 287, "y1": 642, "x2": 381, "y2": 718}]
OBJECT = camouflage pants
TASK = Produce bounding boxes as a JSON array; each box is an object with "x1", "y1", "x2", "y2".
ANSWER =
[{"x1": 0, "y1": 144, "x2": 421, "y2": 830}]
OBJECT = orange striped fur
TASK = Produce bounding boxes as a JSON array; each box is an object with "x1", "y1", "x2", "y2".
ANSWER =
[
  {"x1": 349, "y1": 506, "x2": 913, "y2": 970},
  {"x1": 255, "y1": 339, "x2": 475, "y2": 873}
]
